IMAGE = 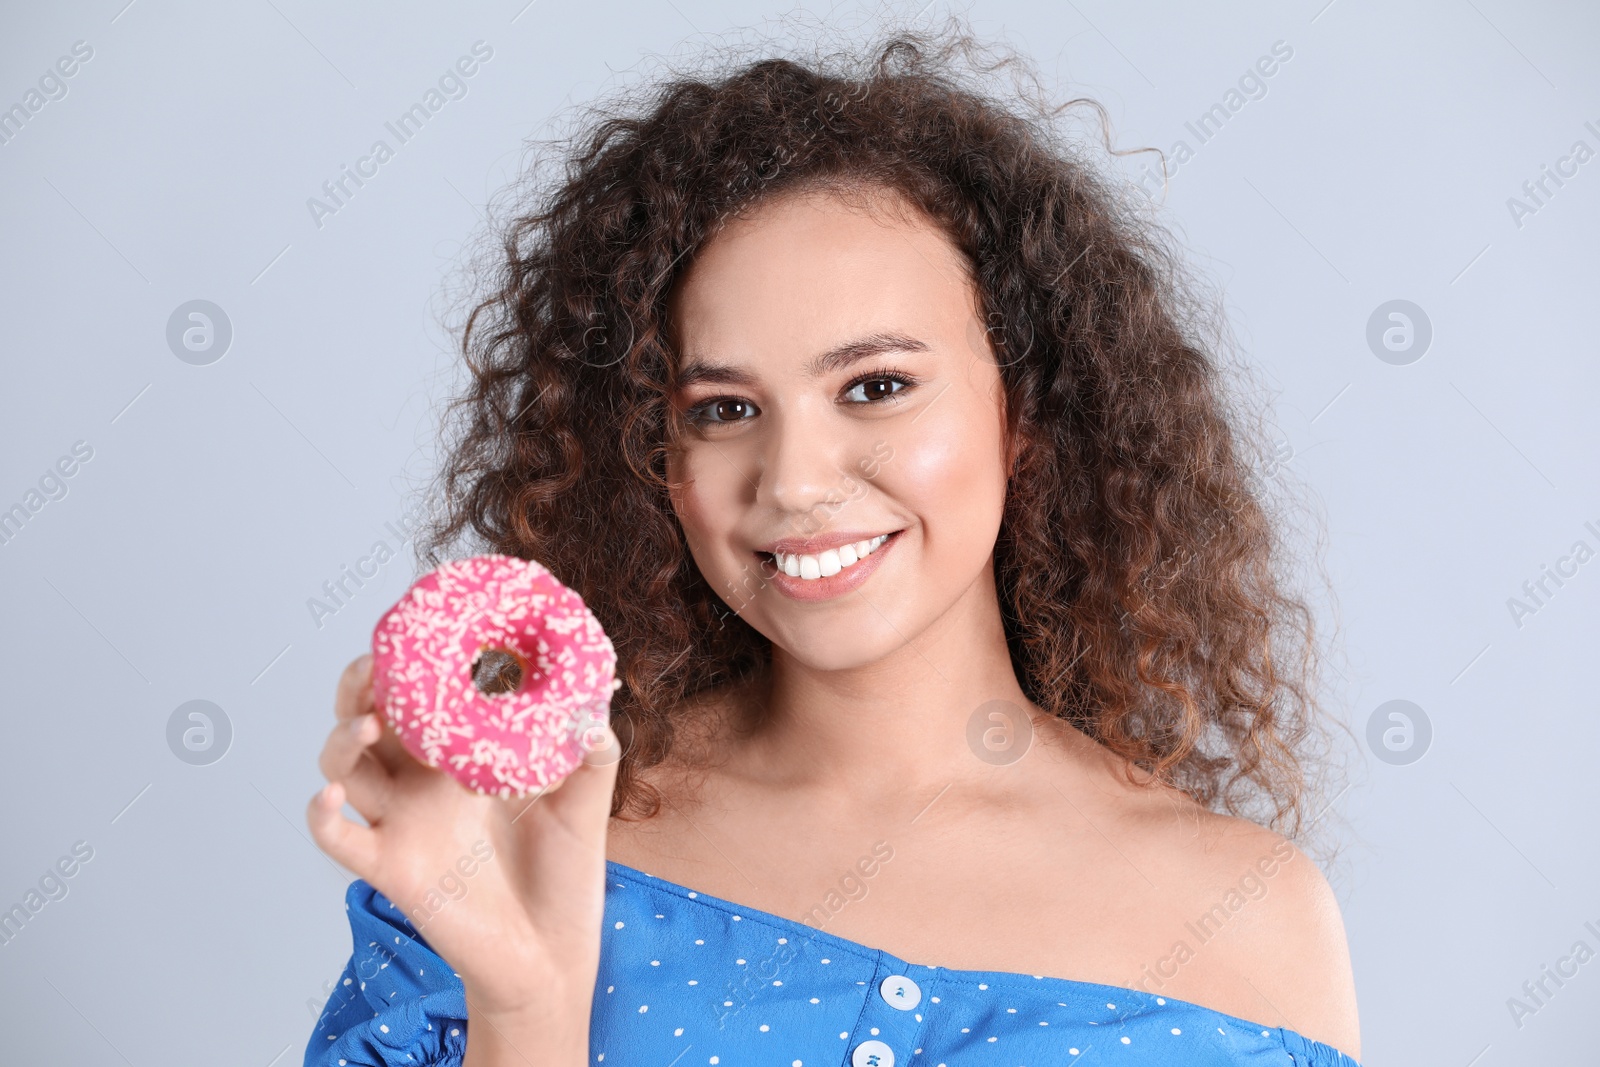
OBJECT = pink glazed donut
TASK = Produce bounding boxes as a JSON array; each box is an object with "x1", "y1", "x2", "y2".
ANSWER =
[{"x1": 371, "y1": 554, "x2": 620, "y2": 797}]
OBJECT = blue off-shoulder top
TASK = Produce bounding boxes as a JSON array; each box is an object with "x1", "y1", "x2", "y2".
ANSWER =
[{"x1": 304, "y1": 860, "x2": 1360, "y2": 1067}]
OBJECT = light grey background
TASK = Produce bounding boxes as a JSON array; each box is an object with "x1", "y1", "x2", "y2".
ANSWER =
[{"x1": 1, "y1": 1, "x2": 1596, "y2": 1064}]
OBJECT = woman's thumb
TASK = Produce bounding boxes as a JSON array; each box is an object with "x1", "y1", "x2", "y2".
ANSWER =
[{"x1": 541, "y1": 723, "x2": 623, "y2": 826}]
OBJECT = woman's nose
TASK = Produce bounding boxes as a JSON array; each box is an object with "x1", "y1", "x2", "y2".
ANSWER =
[{"x1": 754, "y1": 408, "x2": 855, "y2": 521}]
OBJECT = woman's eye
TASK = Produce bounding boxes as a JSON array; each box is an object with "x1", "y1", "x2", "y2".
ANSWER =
[
  {"x1": 689, "y1": 398, "x2": 758, "y2": 425},
  {"x1": 843, "y1": 377, "x2": 908, "y2": 403}
]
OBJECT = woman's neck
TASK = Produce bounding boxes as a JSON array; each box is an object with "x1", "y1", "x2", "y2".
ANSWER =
[{"x1": 730, "y1": 558, "x2": 1047, "y2": 806}]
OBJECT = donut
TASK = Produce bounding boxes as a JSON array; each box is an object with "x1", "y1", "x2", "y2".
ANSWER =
[{"x1": 370, "y1": 554, "x2": 621, "y2": 797}]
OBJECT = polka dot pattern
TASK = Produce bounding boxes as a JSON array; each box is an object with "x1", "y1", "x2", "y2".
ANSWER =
[{"x1": 302, "y1": 867, "x2": 1360, "y2": 1066}]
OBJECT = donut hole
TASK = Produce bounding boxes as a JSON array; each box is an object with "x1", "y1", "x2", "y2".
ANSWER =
[{"x1": 470, "y1": 647, "x2": 525, "y2": 696}]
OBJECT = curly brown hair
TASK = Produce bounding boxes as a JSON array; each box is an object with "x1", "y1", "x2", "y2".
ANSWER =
[{"x1": 418, "y1": 19, "x2": 1336, "y2": 838}]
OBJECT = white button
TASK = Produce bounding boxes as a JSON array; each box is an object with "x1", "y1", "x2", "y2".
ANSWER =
[
  {"x1": 878, "y1": 974, "x2": 922, "y2": 1011},
  {"x1": 851, "y1": 1038, "x2": 895, "y2": 1067}
]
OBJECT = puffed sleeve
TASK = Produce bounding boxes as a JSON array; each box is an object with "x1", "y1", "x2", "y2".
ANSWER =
[
  {"x1": 1280, "y1": 1029, "x2": 1362, "y2": 1067},
  {"x1": 303, "y1": 879, "x2": 469, "y2": 1067}
]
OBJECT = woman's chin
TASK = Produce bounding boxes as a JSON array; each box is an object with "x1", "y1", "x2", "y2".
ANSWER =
[{"x1": 758, "y1": 619, "x2": 920, "y2": 674}]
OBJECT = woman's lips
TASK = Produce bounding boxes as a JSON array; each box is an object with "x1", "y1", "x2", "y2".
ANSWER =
[{"x1": 754, "y1": 530, "x2": 901, "y2": 602}]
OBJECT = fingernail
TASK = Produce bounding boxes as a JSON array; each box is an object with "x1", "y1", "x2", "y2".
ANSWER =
[{"x1": 349, "y1": 713, "x2": 372, "y2": 736}]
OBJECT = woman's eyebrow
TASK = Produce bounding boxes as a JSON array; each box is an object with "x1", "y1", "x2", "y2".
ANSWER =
[
  {"x1": 676, "y1": 332, "x2": 930, "y2": 389},
  {"x1": 805, "y1": 332, "x2": 929, "y2": 377}
]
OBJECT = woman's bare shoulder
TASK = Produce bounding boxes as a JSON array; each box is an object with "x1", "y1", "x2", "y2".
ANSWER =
[{"x1": 1128, "y1": 793, "x2": 1362, "y2": 1060}]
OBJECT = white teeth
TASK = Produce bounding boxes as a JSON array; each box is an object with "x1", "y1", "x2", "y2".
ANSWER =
[{"x1": 772, "y1": 534, "x2": 890, "y2": 581}]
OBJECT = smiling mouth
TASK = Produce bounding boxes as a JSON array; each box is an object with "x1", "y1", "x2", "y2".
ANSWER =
[{"x1": 764, "y1": 533, "x2": 894, "y2": 581}]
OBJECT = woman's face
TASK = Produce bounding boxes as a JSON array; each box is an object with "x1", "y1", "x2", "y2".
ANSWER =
[{"x1": 665, "y1": 185, "x2": 1015, "y2": 672}]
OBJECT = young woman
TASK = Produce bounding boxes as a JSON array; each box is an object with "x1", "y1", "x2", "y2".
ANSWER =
[{"x1": 304, "y1": 26, "x2": 1361, "y2": 1067}]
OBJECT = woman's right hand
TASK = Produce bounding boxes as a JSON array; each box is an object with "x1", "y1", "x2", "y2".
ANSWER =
[{"x1": 305, "y1": 653, "x2": 622, "y2": 1064}]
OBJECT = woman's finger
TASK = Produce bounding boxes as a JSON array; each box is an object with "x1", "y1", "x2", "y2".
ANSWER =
[
  {"x1": 333, "y1": 653, "x2": 416, "y2": 774},
  {"x1": 318, "y1": 712, "x2": 379, "y2": 779},
  {"x1": 334, "y1": 654, "x2": 374, "y2": 723},
  {"x1": 545, "y1": 724, "x2": 624, "y2": 829},
  {"x1": 318, "y1": 714, "x2": 394, "y2": 823},
  {"x1": 364, "y1": 703, "x2": 423, "y2": 775},
  {"x1": 306, "y1": 780, "x2": 381, "y2": 878}
]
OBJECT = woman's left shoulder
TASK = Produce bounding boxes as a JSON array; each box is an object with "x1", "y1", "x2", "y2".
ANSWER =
[{"x1": 1143, "y1": 803, "x2": 1362, "y2": 1060}]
